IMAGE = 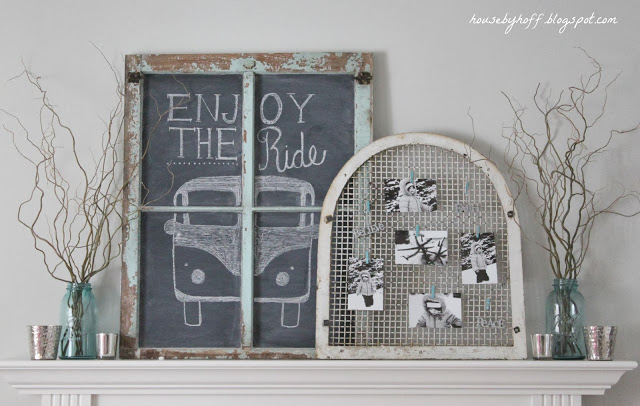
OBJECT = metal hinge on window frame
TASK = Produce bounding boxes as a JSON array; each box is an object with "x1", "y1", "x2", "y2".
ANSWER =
[
  {"x1": 127, "y1": 71, "x2": 142, "y2": 84},
  {"x1": 355, "y1": 72, "x2": 372, "y2": 85}
]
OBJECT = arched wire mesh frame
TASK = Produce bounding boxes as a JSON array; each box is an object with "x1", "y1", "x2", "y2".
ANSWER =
[{"x1": 316, "y1": 133, "x2": 527, "y2": 359}]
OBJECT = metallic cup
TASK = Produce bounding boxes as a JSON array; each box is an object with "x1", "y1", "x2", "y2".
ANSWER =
[
  {"x1": 531, "y1": 333, "x2": 555, "y2": 360},
  {"x1": 583, "y1": 326, "x2": 617, "y2": 361},
  {"x1": 96, "y1": 333, "x2": 118, "y2": 359},
  {"x1": 27, "y1": 325, "x2": 61, "y2": 360}
]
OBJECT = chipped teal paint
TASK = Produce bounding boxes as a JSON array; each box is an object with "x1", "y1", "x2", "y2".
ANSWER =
[
  {"x1": 344, "y1": 55, "x2": 366, "y2": 74},
  {"x1": 125, "y1": 211, "x2": 140, "y2": 337},
  {"x1": 141, "y1": 206, "x2": 321, "y2": 213},
  {"x1": 139, "y1": 60, "x2": 153, "y2": 73},
  {"x1": 228, "y1": 58, "x2": 271, "y2": 73},
  {"x1": 127, "y1": 88, "x2": 142, "y2": 133},
  {"x1": 253, "y1": 206, "x2": 321, "y2": 213},
  {"x1": 354, "y1": 80, "x2": 373, "y2": 152},
  {"x1": 124, "y1": 80, "x2": 143, "y2": 337},
  {"x1": 280, "y1": 53, "x2": 331, "y2": 71},
  {"x1": 142, "y1": 206, "x2": 243, "y2": 213},
  {"x1": 139, "y1": 53, "x2": 369, "y2": 75},
  {"x1": 241, "y1": 72, "x2": 255, "y2": 348},
  {"x1": 141, "y1": 347, "x2": 314, "y2": 359}
]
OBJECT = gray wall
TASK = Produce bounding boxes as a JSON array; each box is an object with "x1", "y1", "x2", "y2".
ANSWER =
[{"x1": 0, "y1": 0, "x2": 638, "y2": 404}]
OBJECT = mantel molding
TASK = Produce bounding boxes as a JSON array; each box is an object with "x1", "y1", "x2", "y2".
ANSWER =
[{"x1": 1, "y1": 360, "x2": 636, "y2": 406}]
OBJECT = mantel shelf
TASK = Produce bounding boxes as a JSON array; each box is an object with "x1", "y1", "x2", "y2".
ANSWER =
[{"x1": 1, "y1": 360, "x2": 636, "y2": 406}]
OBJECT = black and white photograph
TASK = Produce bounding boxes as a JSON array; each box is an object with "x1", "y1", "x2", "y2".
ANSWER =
[
  {"x1": 384, "y1": 178, "x2": 437, "y2": 212},
  {"x1": 408, "y1": 292, "x2": 463, "y2": 328},
  {"x1": 347, "y1": 257, "x2": 384, "y2": 311},
  {"x1": 460, "y1": 232, "x2": 497, "y2": 284},
  {"x1": 394, "y1": 230, "x2": 448, "y2": 265}
]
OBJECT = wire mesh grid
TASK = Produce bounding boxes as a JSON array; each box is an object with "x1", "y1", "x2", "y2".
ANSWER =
[{"x1": 328, "y1": 144, "x2": 513, "y2": 347}]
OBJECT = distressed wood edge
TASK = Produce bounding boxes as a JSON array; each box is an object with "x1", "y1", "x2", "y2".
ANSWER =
[
  {"x1": 120, "y1": 54, "x2": 143, "y2": 359},
  {"x1": 353, "y1": 77, "x2": 373, "y2": 153},
  {"x1": 135, "y1": 348, "x2": 314, "y2": 360},
  {"x1": 240, "y1": 72, "x2": 256, "y2": 348},
  {"x1": 128, "y1": 52, "x2": 373, "y2": 74},
  {"x1": 316, "y1": 132, "x2": 527, "y2": 359}
]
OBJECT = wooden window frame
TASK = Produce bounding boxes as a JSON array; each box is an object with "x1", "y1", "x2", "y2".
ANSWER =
[{"x1": 120, "y1": 53, "x2": 373, "y2": 359}]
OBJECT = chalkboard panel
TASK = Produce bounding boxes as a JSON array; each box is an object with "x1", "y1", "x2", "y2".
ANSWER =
[
  {"x1": 254, "y1": 74, "x2": 355, "y2": 206},
  {"x1": 139, "y1": 212, "x2": 242, "y2": 348},
  {"x1": 139, "y1": 74, "x2": 354, "y2": 349},
  {"x1": 253, "y1": 212, "x2": 318, "y2": 348},
  {"x1": 141, "y1": 74, "x2": 243, "y2": 206}
]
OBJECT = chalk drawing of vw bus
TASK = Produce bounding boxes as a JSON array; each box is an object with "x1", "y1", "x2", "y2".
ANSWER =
[{"x1": 163, "y1": 176, "x2": 318, "y2": 328}]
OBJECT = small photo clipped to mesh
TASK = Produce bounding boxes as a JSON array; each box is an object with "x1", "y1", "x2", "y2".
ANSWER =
[
  {"x1": 460, "y1": 232, "x2": 497, "y2": 284},
  {"x1": 347, "y1": 257, "x2": 384, "y2": 311},
  {"x1": 394, "y1": 230, "x2": 448, "y2": 265},
  {"x1": 408, "y1": 292, "x2": 463, "y2": 328},
  {"x1": 384, "y1": 178, "x2": 437, "y2": 212}
]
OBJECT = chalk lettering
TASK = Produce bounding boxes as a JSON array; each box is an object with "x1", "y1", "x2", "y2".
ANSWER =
[
  {"x1": 216, "y1": 128, "x2": 237, "y2": 161},
  {"x1": 169, "y1": 127, "x2": 197, "y2": 158},
  {"x1": 260, "y1": 93, "x2": 283, "y2": 125},
  {"x1": 256, "y1": 127, "x2": 327, "y2": 173},
  {"x1": 221, "y1": 94, "x2": 240, "y2": 124},
  {"x1": 354, "y1": 223, "x2": 386, "y2": 238},
  {"x1": 195, "y1": 127, "x2": 211, "y2": 159},
  {"x1": 167, "y1": 94, "x2": 192, "y2": 122},
  {"x1": 196, "y1": 94, "x2": 218, "y2": 122},
  {"x1": 477, "y1": 318, "x2": 505, "y2": 328},
  {"x1": 195, "y1": 94, "x2": 240, "y2": 124},
  {"x1": 287, "y1": 93, "x2": 315, "y2": 123}
]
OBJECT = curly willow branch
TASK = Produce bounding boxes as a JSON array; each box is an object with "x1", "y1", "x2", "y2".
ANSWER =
[
  {"x1": 502, "y1": 48, "x2": 640, "y2": 279},
  {"x1": 1, "y1": 50, "x2": 146, "y2": 283}
]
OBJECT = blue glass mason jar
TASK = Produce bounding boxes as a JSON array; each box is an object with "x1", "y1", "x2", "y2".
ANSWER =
[
  {"x1": 545, "y1": 279, "x2": 585, "y2": 360},
  {"x1": 59, "y1": 283, "x2": 97, "y2": 359}
]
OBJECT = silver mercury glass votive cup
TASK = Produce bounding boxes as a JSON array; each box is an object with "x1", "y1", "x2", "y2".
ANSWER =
[
  {"x1": 583, "y1": 326, "x2": 617, "y2": 361},
  {"x1": 27, "y1": 325, "x2": 61, "y2": 360}
]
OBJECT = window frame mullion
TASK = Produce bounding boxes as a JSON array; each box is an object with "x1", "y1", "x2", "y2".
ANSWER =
[{"x1": 240, "y1": 72, "x2": 256, "y2": 348}]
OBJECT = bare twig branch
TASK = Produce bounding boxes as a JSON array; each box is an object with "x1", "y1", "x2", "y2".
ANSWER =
[
  {"x1": 1, "y1": 49, "x2": 180, "y2": 284},
  {"x1": 1, "y1": 54, "x2": 126, "y2": 283},
  {"x1": 502, "y1": 50, "x2": 640, "y2": 279}
]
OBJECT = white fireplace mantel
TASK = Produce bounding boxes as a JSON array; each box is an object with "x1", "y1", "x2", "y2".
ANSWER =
[{"x1": 0, "y1": 360, "x2": 636, "y2": 406}]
